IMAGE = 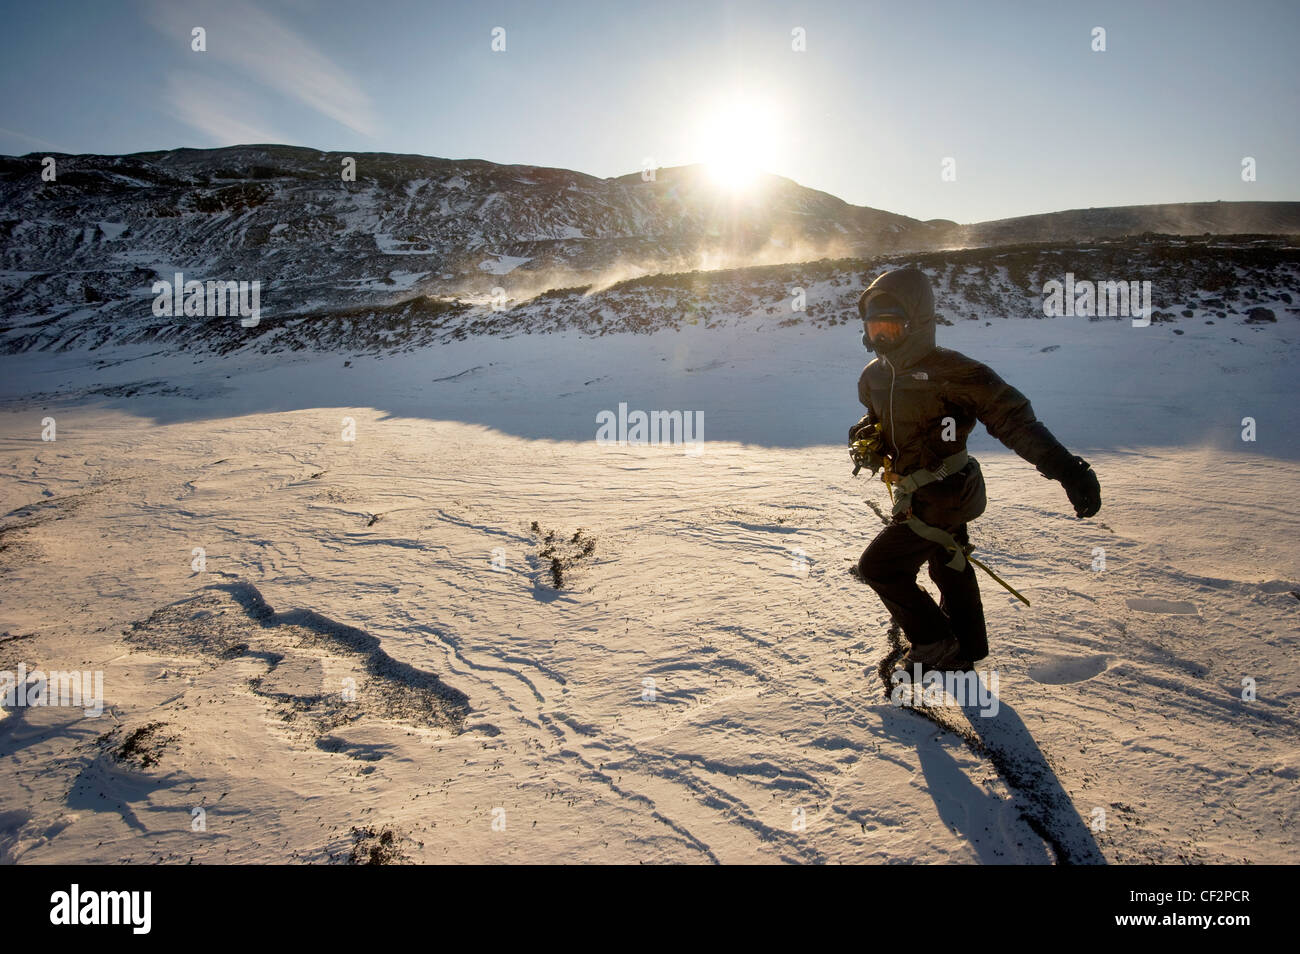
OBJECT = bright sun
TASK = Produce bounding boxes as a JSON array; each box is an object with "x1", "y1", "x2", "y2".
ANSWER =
[{"x1": 696, "y1": 99, "x2": 775, "y2": 192}]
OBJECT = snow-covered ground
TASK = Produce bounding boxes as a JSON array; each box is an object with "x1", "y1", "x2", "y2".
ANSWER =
[{"x1": 0, "y1": 314, "x2": 1296, "y2": 863}]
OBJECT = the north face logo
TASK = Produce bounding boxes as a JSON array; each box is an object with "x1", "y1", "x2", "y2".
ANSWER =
[{"x1": 912, "y1": 371, "x2": 929, "y2": 380}]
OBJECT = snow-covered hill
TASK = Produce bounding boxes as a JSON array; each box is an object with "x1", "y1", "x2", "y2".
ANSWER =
[
  {"x1": 3, "y1": 145, "x2": 1299, "y2": 357},
  {"x1": 0, "y1": 145, "x2": 931, "y2": 351},
  {"x1": 960, "y1": 201, "x2": 1300, "y2": 247}
]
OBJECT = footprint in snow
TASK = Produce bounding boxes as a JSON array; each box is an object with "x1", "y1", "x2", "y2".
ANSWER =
[
  {"x1": 1026, "y1": 654, "x2": 1110, "y2": 685},
  {"x1": 1124, "y1": 597, "x2": 1199, "y2": 615}
]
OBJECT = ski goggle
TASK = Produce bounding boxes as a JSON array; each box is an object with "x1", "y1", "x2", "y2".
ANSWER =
[{"x1": 865, "y1": 316, "x2": 907, "y2": 342}]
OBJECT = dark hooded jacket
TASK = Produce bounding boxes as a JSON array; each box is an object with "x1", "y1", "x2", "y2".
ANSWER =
[{"x1": 857, "y1": 268, "x2": 1076, "y2": 531}]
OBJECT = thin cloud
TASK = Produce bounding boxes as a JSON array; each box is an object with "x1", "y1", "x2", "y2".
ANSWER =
[
  {"x1": 145, "y1": 0, "x2": 378, "y2": 138},
  {"x1": 0, "y1": 126, "x2": 71, "y2": 154},
  {"x1": 163, "y1": 71, "x2": 287, "y2": 145}
]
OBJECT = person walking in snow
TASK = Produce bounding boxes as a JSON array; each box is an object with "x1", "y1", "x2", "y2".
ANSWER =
[{"x1": 849, "y1": 266, "x2": 1101, "y2": 671}]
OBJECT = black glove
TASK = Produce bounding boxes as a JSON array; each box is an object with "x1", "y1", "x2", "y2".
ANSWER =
[
  {"x1": 848, "y1": 414, "x2": 873, "y2": 445},
  {"x1": 1058, "y1": 455, "x2": 1101, "y2": 518}
]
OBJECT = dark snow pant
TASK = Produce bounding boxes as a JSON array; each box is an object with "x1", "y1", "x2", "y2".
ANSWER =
[{"x1": 858, "y1": 522, "x2": 989, "y2": 661}]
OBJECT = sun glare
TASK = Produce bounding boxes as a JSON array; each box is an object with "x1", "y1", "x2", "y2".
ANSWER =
[{"x1": 696, "y1": 99, "x2": 776, "y2": 193}]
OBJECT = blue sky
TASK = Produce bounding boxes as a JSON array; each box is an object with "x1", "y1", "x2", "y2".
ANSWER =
[{"x1": 1, "y1": 0, "x2": 1296, "y2": 222}]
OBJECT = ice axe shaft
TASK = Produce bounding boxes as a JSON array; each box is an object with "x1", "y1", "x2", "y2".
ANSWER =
[{"x1": 965, "y1": 550, "x2": 1031, "y2": 607}]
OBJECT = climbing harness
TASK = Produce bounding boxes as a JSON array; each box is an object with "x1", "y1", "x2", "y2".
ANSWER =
[{"x1": 850, "y1": 439, "x2": 1031, "y2": 606}]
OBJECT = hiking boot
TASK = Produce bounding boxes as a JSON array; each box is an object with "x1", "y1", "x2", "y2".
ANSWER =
[{"x1": 900, "y1": 636, "x2": 964, "y2": 670}]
